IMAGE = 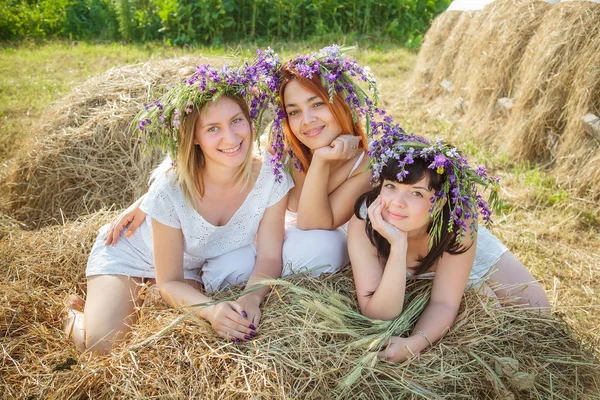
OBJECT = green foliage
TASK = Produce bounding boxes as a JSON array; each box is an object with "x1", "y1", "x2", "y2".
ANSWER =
[{"x1": 0, "y1": 0, "x2": 451, "y2": 46}]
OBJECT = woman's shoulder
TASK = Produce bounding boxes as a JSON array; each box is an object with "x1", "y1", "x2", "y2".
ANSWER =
[
  {"x1": 148, "y1": 160, "x2": 179, "y2": 195},
  {"x1": 258, "y1": 151, "x2": 293, "y2": 185}
]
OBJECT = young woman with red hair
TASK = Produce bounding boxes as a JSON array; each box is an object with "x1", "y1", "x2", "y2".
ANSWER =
[{"x1": 105, "y1": 46, "x2": 379, "y2": 278}]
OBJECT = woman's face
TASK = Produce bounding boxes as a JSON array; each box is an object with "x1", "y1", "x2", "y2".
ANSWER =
[
  {"x1": 379, "y1": 175, "x2": 435, "y2": 233},
  {"x1": 194, "y1": 96, "x2": 252, "y2": 169},
  {"x1": 283, "y1": 80, "x2": 342, "y2": 150}
]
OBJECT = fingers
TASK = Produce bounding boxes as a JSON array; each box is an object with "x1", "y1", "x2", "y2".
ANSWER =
[
  {"x1": 126, "y1": 213, "x2": 145, "y2": 238},
  {"x1": 212, "y1": 303, "x2": 256, "y2": 342},
  {"x1": 367, "y1": 196, "x2": 386, "y2": 232},
  {"x1": 105, "y1": 217, "x2": 128, "y2": 246},
  {"x1": 329, "y1": 135, "x2": 359, "y2": 160}
]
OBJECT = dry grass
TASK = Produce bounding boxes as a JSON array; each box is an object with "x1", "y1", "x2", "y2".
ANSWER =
[
  {"x1": 505, "y1": 0, "x2": 600, "y2": 163},
  {"x1": 411, "y1": 10, "x2": 463, "y2": 90},
  {"x1": 0, "y1": 45, "x2": 599, "y2": 398},
  {"x1": 426, "y1": 11, "x2": 476, "y2": 97},
  {"x1": 0, "y1": 56, "x2": 222, "y2": 229},
  {"x1": 461, "y1": 0, "x2": 553, "y2": 134},
  {"x1": 1, "y1": 213, "x2": 598, "y2": 399},
  {"x1": 556, "y1": 27, "x2": 600, "y2": 199}
]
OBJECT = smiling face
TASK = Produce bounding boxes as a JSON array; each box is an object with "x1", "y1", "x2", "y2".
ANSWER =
[
  {"x1": 283, "y1": 80, "x2": 343, "y2": 150},
  {"x1": 194, "y1": 96, "x2": 252, "y2": 169},
  {"x1": 379, "y1": 176, "x2": 436, "y2": 234}
]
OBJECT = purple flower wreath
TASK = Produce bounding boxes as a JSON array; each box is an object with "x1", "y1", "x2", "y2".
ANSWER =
[
  {"x1": 369, "y1": 126, "x2": 501, "y2": 246},
  {"x1": 136, "y1": 58, "x2": 278, "y2": 159},
  {"x1": 253, "y1": 45, "x2": 391, "y2": 182}
]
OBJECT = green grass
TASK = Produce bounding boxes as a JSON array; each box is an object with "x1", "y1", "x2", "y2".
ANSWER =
[
  {"x1": 0, "y1": 40, "x2": 411, "y2": 163},
  {"x1": 0, "y1": 39, "x2": 598, "y2": 354}
]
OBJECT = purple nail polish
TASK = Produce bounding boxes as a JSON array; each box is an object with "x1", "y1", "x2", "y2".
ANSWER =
[
  {"x1": 249, "y1": 324, "x2": 256, "y2": 330},
  {"x1": 250, "y1": 331, "x2": 257, "y2": 337},
  {"x1": 231, "y1": 337, "x2": 237, "y2": 342},
  {"x1": 241, "y1": 311, "x2": 248, "y2": 318},
  {"x1": 244, "y1": 335, "x2": 251, "y2": 340}
]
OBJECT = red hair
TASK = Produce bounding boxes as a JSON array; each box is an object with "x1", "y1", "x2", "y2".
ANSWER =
[{"x1": 279, "y1": 64, "x2": 367, "y2": 172}]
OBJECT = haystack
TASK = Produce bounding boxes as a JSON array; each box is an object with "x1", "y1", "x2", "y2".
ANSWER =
[
  {"x1": 427, "y1": 11, "x2": 479, "y2": 97},
  {"x1": 503, "y1": 0, "x2": 600, "y2": 163},
  {"x1": 411, "y1": 10, "x2": 463, "y2": 90},
  {"x1": 0, "y1": 56, "x2": 217, "y2": 229},
  {"x1": 427, "y1": 1, "x2": 493, "y2": 99},
  {"x1": 1, "y1": 213, "x2": 599, "y2": 399},
  {"x1": 460, "y1": 0, "x2": 554, "y2": 134},
  {"x1": 555, "y1": 22, "x2": 600, "y2": 198}
]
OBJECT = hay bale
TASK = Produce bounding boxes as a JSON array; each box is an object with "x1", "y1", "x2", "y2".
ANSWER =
[
  {"x1": 427, "y1": 11, "x2": 480, "y2": 98},
  {"x1": 555, "y1": 29, "x2": 600, "y2": 197},
  {"x1": 0, "y1": 211, "x2": 24, "y2": 239},
  {"x1": 411, "y1": 10, "x2": 463, "y2": 90},
  {"x1": 1, "y1": 214, "x2": 599, "y2": 399},
  {"x1": 503, "y1": 0, "x2": 600, "y2": 162},
  {"x1": 460, "y1": 0, "x2": 554, "y2": 133},
  {"x1": 0, "y1": 56, "x2": 217, "y2": 229}
]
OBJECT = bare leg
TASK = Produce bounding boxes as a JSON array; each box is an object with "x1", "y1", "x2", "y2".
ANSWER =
[
  {"x1": 485, "y1": 252, "x2": 551, "y2": 311},
  {"x1": 83, "y1": 275, "x2": 144, "y2": 354},
  {"x1": 65, "y1": 276, "x2": 203, "y2": 354}
]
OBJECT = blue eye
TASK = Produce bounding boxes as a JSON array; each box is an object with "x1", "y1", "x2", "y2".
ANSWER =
[
  {"x1": 207, "y1": 126, "x2": 219, "y2": 132},
  {"x1": 232, "y1": 118, "x2": 242, "y2": 124},
  {"x1": 384, "y1": 183, "x2": 395, "y2": 190}
]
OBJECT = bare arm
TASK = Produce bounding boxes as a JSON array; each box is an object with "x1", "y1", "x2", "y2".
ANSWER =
[
  {"x1": 236, "y1": 195, "x2": 288, "y2": 327},
  {"x1": 379, "y1": 234, "x2": 477, "y2": 362},
  {"x1": 152, "y1": 219, "x2": 253, "y2": 341},
  {"x1": 348, "y1": 213, "x2": 409, "y2": 320},
  {"x1": 296, "y1": 140, "x2": 371, "y2": 230}
]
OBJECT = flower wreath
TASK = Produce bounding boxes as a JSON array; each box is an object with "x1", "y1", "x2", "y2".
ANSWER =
[
  {"x1": 254, "y1": 45, "x2": 387, "y2": 181},
  {"x1": 136, "y1": 58, "x2": 279, "y2": 159},
  {"x1": 369, "y1": 127, "x2": 501, "y2": 245}
]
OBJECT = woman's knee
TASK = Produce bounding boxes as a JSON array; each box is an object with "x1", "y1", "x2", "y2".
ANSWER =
[{"x1": 83, "y1": 275, "x2": 141, "y2": 353}]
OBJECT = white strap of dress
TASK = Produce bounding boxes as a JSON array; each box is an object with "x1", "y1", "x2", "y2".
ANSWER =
[{"x1": 347, "y1": 151, "x2": 366, "y2": 180}]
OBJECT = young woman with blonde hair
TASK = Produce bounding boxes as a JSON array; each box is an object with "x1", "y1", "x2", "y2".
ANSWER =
[{"x1": 64, "y1": 64, "x2": 293, "y2": 353}]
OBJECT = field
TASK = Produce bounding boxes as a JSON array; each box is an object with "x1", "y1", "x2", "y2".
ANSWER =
[{"x1": 1, "y1": 41, "x2": 598, "y2": 397}]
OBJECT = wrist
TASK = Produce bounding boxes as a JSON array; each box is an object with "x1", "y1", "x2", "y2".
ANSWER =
[
  {"x1": 410, "y1": 331, "x2": 432, "y2": 351},
  {"x1": 389, "y1": 239, "x2": 408, "y2": 253},
  {"x1": 196, "y1": 304, "x2": 215, "y2": 322},
  {"x1": 311, "y1": 151, "x2": 332, "y2": 166},
  {"x1": 240, "y1": 290, "x2": 264, "y2": 304}
]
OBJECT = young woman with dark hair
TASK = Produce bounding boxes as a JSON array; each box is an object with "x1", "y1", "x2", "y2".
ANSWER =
[{"x1": 348, "y1": 133, "x2": 550, "y2": 363}]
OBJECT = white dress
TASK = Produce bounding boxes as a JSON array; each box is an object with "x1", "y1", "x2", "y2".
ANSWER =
[
  {"x1": 281, "y1": 151, "x2": 367, "y2": 276},
  {"x1": 86, "y1": 152, "x2": 294, "y2": 292}
]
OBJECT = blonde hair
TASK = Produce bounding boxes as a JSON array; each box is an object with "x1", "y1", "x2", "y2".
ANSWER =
[{"x1": 175, "y1": 96, "x2": 254, "y2": 207}]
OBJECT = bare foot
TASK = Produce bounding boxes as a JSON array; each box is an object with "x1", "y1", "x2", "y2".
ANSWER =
[
  {"x1": 67, "y1": 294, "x2": 85, "y2": 312},
  {"x1": 63, "y1": 294, "x2": 86, "y2": 351}
]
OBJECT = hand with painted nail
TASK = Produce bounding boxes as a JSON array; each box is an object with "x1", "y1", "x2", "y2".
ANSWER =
[
  {"x1": 235, "y1": 293, "x2": 262, "y2": 335},
  {"x1": 105, "y1": 194, "x2": 147, "y2": 246},
  {"x1": 207, "y1": 301, "x2": 256, "y2": 342}
]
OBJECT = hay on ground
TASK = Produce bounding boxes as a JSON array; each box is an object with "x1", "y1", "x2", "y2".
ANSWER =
[
  {"x1": 503, "y1": 0, "x2": 600, "y2": 163},
  {"x1": 0, "y1": 56, "x2": 217, "y2": 229},
  {"x1": 1, "y1": 214, "x2": 598, "y2": 399},
  {"x1": 411, "y1": 10, "x2": 463, "y2": 91}
]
